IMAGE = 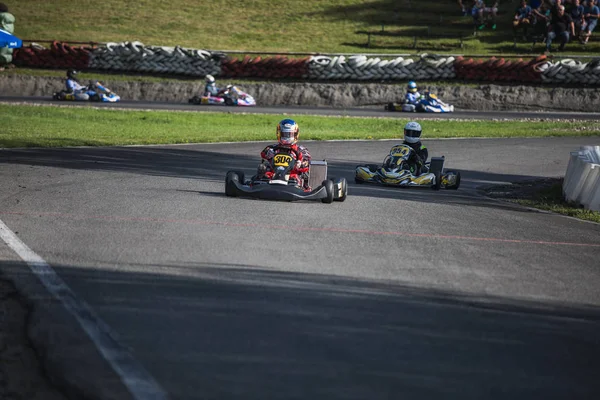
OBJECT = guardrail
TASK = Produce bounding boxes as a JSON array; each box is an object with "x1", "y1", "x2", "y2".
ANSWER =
[{"x1": 563, "y1": 146, "x2": 600, "y2": 212}]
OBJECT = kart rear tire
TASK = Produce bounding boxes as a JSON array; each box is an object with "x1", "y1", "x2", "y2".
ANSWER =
[
  {"x1": 225, "y1": 171, "x2": 240, "y2": 197},
  {"x1": 321, "y1": 180, "x2": 335, "y2": 204},
  {"x1": 331, "y1": 177, "x2": 348, "y2": 202},
  {"x1": 432, "y1": 171, "x2": 441, "y2": 191},
  {"x1": 446, "y1": 171, "x2": 461, "y2": 190},
  {"x1": 385, "y1": 102, "x2": 394, "y2": 111}
]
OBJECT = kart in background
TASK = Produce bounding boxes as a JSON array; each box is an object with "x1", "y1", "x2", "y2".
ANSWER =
[
  {"x1": 385, "y1": 92, "x2": 454, "y2": 113},
  {"x1": 189, "y1": 85, "x2": 256, "y2": 106},
  {"x1": 355, "y1": 144, "x2": 461, "y2": 190},
  {"x1": 225, "y1": 150, "x2": 347, "y2": 203},
  {"x1": 53, "y1": 81, "x2": 120, "y2": 102}
]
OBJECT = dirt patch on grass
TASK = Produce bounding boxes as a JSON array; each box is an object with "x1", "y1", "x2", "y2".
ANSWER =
[
  {"x1": 484, "y1": 178, "x2": 600, "y2": 223},
  {"x1": 484, "y1": 178, "x2": 564, "y2": 201}
]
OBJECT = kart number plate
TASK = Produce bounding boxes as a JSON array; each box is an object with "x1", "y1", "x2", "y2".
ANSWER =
[
  {"x1": 389, "y1": 145, "x2": 411, "y2": 157},
  {"x1": 273, "y1": 154, "x2": 293, "y2": 167}
]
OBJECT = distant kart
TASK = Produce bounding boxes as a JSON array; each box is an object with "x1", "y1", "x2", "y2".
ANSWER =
[
  {"x1": 225, "y1": 150, "x2": 347, "y2": 203},
  {"x1": 355, "y1": 144, "x2": 461, "y2": 190},
  {"x1": 385, "y1": 92, "x2": 454, "y2": 113},
  {"x1": 189, "y1": 85, "x2": 256, "y2": 106},
  {"x1": 53, "y1": 81, "x2": 120, "y2": 103}
]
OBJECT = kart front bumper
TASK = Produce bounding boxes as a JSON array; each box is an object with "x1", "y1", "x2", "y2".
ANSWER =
[{"x1": 229, "y1": 180, "x2": 329, "y2": 201}]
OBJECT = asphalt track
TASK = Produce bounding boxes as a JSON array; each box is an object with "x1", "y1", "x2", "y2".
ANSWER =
[
  {"x1": 2, "y1": 126, "x2": 600, "y2": 399},
  {"x1": 3, "y1": 95, "x2": 600, "y2": 120}
]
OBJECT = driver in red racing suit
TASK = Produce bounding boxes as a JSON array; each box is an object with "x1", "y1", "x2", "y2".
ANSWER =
[{"x1": 257, "y1": 118, "x2": 312, "y2": 189}]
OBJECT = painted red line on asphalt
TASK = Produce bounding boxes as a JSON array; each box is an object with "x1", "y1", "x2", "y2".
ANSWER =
[{"x1": 3, "y1": 210, "x2": 600, "y2": 248}]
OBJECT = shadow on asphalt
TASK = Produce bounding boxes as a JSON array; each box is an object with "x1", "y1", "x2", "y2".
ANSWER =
[
  {"x1": 5, "y1": 261, "x2": 599, "y2": 400},
  {"x1": 1, "y1": 146, "x2": 544, "y2": 212}
]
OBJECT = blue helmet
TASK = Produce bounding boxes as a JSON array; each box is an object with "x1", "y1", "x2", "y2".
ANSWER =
[
  {"x1": 277, "y1": 118, "x2": 299, "y2": 146},
  {"x1": 407, "y1": 81, "x2": 418, "y2": 93}
]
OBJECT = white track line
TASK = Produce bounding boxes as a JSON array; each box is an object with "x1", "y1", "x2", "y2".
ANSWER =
[{"x1": 0, "y1": 218, "x2": 168, "y2": 400}]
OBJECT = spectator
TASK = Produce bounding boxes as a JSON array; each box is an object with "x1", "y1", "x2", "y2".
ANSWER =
[
  {"x1": 514, "y1": 0, "x2": 534, "y2": 39},
  {"x1": 546, "y1": 5, "x2": 575, "y2": 51},
  {"x1": 472, "y1": 0, "x2": 499, "y2": 30},
  {"x1": 532, "y1": 1, "x2": 552, "y2": 34},
  {"x1": 570, "y1": 0, "x2": 586, "y2": 36},
  {"x1": 581, "y1": 0, "x2": 599, "y2": 44},
  {"x1": 458, "y1": 0, "x2": 474, "y2": 16},
  {"x1": 0, "y1": 2, "x2": 15, "y2": 71}
]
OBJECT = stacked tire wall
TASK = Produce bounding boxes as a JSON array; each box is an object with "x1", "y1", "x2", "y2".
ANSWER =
[{"x1": 12, "y1": 41, "x2": 600, "y2": 86}]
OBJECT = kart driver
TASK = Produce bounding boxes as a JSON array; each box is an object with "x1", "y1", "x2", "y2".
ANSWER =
[
  {"x1": 257, "y1": 118, "x2": 312, "y2": 188},
  {"x1": 400, "y1": 121, "x2": 428, "y2": 175},
  {"x1": 405, "y1": 81, "x2": 421, "y2": 105},
  {"x1": 65, "y1": 69, "x2": 90, "y2": 101},
  {"x1": 203, "y1": 74, "x2": 221, "y2": 97}
]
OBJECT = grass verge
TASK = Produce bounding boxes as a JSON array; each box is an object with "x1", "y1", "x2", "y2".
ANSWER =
[
  {"x1": 2, "y1": 103, "x2": 600, "y2": 148},
  {"x1": 486, "y1": 178, "x2": 600, "y2": 223}
]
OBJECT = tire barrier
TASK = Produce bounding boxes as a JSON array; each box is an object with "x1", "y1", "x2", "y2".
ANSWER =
[
  {"x1": 453, "y1": 55, "x2": 546, "y2": 83},
  {"x1": 13, "y1": 41, "x2": 92, "y2": 69},
  {"x1": 307, "y1": 54, "x2": 456, "y2": 80},
  {"x1": 10, "y1": 40, "x2": 600, "y2": 86},
  {"x1": 563, "y1": 146, "x2": 600, "y2": 212},
  {"x1": 537, "y1": 58, "x2": 600, "y2": 85},
  {"x1": 88, "y1": 41, "x2": 221, "y2": 76},
  {"x1": 220, "y1": 55, "x2": 310, "y2": 79}
]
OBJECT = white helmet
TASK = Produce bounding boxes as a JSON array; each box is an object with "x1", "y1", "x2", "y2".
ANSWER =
[
  {"x1": 205, "y1": 74, "x2": 215, "y2": 84},
  {"x1": 404, "y1": 121, "x2": 422, "y2": 144}
]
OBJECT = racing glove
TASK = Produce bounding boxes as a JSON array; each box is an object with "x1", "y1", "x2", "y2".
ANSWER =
[{"x1": 264, "y1": 148, "x2": 275, "y2": 159}]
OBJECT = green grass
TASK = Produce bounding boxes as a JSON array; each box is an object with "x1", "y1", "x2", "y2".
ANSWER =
[
  {"x1": 13, "y1": 0, "x2": 600, "y2": 56},
  {"x1": 2, "y1": 103, "x2": 599, "y2": 148},
  {"x1": 514, "y1": 182, "x2": 600, "y2": 224}
]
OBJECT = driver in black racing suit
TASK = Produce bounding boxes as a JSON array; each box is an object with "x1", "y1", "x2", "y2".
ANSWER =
[{"x1": 400, "y1": 121, "x2": 428, "y2": 176}]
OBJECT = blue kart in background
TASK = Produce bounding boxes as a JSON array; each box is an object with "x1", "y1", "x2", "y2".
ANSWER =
[{"x1": 386, "y1": 91, "x2": 454, "y2": 113}]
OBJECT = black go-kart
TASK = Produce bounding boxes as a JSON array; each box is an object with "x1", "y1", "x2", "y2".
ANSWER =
[{"x1": 225, "y1": 151, "x2": 347, "y2": 203}]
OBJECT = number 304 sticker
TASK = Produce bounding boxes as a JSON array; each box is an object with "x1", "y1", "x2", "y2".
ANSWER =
[{"x1": 273, "y1": 154, "x2": 293, "y2": 167}]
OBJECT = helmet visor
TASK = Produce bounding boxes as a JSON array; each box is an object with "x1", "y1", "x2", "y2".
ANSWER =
[
  {"x1": 279, "y1": 131, "x2": 295, "y2": 145},
  {"x1": 404, "y1": 129, "x2": 421, "y2": 138}
]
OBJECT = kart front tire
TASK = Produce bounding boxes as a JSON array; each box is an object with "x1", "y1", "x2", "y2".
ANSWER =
[
  {"x1": 225, "y1": 97, "x2": 235, "y2": 106},
  {"x1": 331, "y1": 177, "x2": 348, "y2": 202},
  {"x1": 446, "y1": 171, "x2": 461, "y2": 190},
  {"x1": 225, "y1": 171, "x2": 240, "y2": 197},
  {"x1": 232, "y1": 170, "x2": 245, "y2": 185},
  {"x1": 321, "y1": 180, "x2": 335, "y2": 204}
]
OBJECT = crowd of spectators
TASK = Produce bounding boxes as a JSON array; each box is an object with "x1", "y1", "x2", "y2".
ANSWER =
[{"x1": 458, "y1": 0, "x2": 599, "y2": 52}]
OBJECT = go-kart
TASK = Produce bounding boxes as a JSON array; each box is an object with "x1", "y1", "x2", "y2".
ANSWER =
[
  {"x1": 355, "y1": 144, "x2": 460, "y2": 190},
  {"x1": 53, "y1": 81, "x2": 120, "y2": 103},
  {"x1": 225, "y1": 151, "x2": 347, "y2": 203},
  {"x1": 189, "y1": 85, "x2": 256, "y2": 106},
  {"x1": 385, "y1": 92, "x2": 454, "y2": 113}
]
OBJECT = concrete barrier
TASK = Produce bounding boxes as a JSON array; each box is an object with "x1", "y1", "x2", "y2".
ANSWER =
[{"x1": 563, "y1": 146, "x2": 600, "y2": 212}]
